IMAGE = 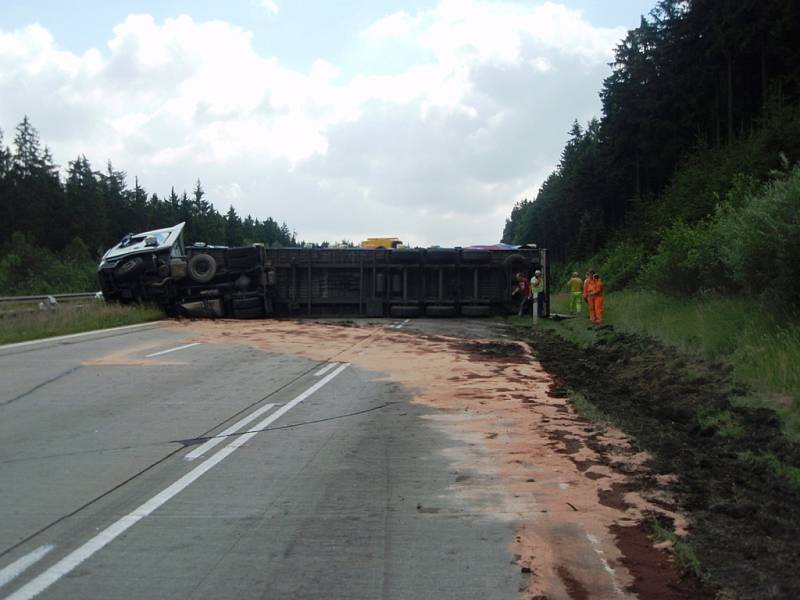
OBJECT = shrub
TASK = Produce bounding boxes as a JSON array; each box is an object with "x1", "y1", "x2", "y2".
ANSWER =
[
  {"x1": 715, "y1": 165, "x2": 800, "y2": 306},
  {"x1": 0, "y1": 233, "x2": 98, "y2": 295}
]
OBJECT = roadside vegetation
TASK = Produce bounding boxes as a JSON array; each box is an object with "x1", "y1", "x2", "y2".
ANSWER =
[
  {"x1": 530, "y1": 291, "x2": 800, "y2": 441},
  {"x1": 0, "y1": 302, "x2": 163, "y2": 345},
  {"x1": 510, "y1": 306, "x2": 800, "y2": 598}
]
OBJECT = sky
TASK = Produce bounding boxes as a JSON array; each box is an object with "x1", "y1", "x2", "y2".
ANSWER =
[{"x1": 0, "y1": 0, "x2": 655, "y2": 246}]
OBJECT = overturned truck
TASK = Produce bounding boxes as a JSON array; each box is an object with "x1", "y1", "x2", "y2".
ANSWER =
[{"x1": 98, "y1": 223, "x2": 549, "y2": 319}]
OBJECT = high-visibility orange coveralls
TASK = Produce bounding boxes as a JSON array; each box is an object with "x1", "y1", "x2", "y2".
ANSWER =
[
  {"x1": 589, "y1": 278, "x2": 605, "y2": 324},
  {"x1": 584, "y1": 277, "x2": 597, "y2": 321}
]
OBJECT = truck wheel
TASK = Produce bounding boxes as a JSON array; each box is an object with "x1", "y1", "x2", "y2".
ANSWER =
[
  {"x1": 188, "y1": 253, "x2": 217, "y2": 283},
  {"x1": 226, "y1": 247, "x2": 261, "y2": 270},
  {"x1": 503, "y1": 253, "x2": 527, "y2": 271},
  {"x1": 114, "y1": 257, "x2": 146, "y2": 282},
  {"x1": 461, "y1": 305, "x2": 491, "y2": 317}
]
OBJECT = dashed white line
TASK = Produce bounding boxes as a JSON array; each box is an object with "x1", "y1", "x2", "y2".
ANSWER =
[
  {"x1": 0, "y1": 546, "x2": 54, "y2": 589},
  {"x1": 184, "y1": 403, "x2": 277, "y2": 461},
  {"x1": 314, "y1": 362, "x2": 338, "y2": 377},
  {"x1": 145, "y1": 342, "x2": 201, "y2": 358},
  {"x1": 392, "y1": 319, "x2": 411, "y2": 329},
  {"x1": 4, "y1": 363, "x2": 350, "y2": 600},
  {"x1": 585, "y1": 533, "x2": 624, "y2": 596}
]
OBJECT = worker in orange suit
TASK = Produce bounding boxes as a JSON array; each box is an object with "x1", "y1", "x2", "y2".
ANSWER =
[
  {"x1": 583, "y1": 270, "x2": 596, "y2": 321},
  {"x1": 588, "y1": 273, "x2": 605, "y2": 324}
]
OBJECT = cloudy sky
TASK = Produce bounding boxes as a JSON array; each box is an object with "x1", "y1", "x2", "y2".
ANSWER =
[{"x1": 0, "y1": 0, "x2": 654, "y2": 246}]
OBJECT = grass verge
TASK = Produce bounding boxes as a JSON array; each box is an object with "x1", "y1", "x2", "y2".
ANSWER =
[
  {"x1": 510, "y1": 312, "x2": 800, "y2": 598},
  {"x1": 645, "y1": 516, "x2": 703, "y2": 581},
  {"x1": 516, "y1": 290, "x2": 800, "y2": 440},
  {"x1": 0, "y1": 302, "x2": 164, "y2": 345}
]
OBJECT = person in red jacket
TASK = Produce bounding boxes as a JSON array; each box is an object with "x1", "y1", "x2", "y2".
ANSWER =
[
  {"x1": 512, "y1": 272, "x2": 532, "y2": 316},
  {"x1": 588, "y1": 273, "x2": 605, "y2": 324}
]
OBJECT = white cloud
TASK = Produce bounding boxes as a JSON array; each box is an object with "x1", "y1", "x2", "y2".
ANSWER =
[
  {"x1": 0, "y1": 2, "x2": 625, "y2": 246},
  {"x1": 259, "y1": 0, "x2": 280, "y2": 16}
]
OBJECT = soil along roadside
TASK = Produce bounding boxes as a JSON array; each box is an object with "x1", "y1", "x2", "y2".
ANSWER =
[
  {"x1": 174, "y1": 319, "x2": 702, "y2": 599},
  {"x1": 520, "y1": 324, "x2": 800, "y2": 600}
]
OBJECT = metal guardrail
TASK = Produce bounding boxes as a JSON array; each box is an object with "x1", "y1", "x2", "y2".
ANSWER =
[{"x1": 0, "y1": 292, "x2": 100, "y2": 304}]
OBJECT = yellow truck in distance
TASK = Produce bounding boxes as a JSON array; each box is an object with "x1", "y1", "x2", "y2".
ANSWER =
[{"x1": 361, "y1": 237, "x2": 403, "y2": 249}]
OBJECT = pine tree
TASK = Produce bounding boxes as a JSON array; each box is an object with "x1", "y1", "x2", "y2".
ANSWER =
[{"x1": 224, "y1": 206, "x2": 243, "y2": 246}]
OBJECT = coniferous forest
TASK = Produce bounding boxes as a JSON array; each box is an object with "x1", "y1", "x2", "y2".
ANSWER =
[
  {"x1": 0, "y1": 117, "x2": 296, "y2": 294},
  {"x1": 503, "y1": 0, "x2": 800, "y2": 309}
]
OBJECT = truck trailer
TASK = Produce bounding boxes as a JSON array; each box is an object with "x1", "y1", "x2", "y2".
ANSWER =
[{"x1": 97, "y1": 223, "x2": 549, "y2": 319}]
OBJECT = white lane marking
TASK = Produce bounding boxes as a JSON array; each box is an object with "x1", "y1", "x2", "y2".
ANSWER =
[
  {"x1": 145, "y1": 342, "x2": 201, "y2": 358},
  {"x1": 394, "y1": 318, "x2": 410, "y2": 329},
  {"x1": 585, "y1": 533, "x2": 623, "y2": 596},
  {"x1": 0, "y1": 322, "x2": 165, "y2": 351},
  {"x1": 313, "y1": 362, "x2": 338, "y2": 377},
  {"x1": 4, "y1": 363, "x2": 350, "y2": 600},
  {"x1": 184, "y1": 403, "x2": 277, "y2": 461},
  {"x1": 0, "y1": 546, "x2": 54, "y2": 589}
]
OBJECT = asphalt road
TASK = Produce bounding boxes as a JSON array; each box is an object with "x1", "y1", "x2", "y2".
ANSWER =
[{"x1": 0, "y1": 322, "x2": 520, "y2": 599}]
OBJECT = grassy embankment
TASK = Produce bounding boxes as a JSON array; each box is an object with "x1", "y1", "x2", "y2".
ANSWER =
[
  {"x1": 0, "y1": 302, "x2": 164, "y2": 345},
  {"x1": 517, "y1": 290, "x2": 800, "y2": 440}
]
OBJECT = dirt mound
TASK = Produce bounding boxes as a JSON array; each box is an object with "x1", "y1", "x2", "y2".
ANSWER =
[
  {"x1": 525, "y1": 326, "x2": 800, "y2": 599},
  {"x1": 452, "y1": 339, "x2": 530, "y2": 363}
]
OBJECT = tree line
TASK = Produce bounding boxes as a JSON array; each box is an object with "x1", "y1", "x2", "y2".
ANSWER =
[
  {"x1": 503, "y1": 0, "x2": 800, "y2": 266},
  {"x1": 0, "y1": 116, "x2": 296, "y2": 258}
]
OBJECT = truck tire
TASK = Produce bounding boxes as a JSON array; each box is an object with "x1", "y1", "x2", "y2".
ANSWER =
[
  {"x1": 503, "y1": 253, "x2": 527, "y2": 272},
  {"x1": 114, "y1": 257, "x2": 146, "y2": 282},
  {"x1": 226, "y1": 247, "x2": 261, "y2": 270},
  {"x1": 188, "y1": 253, "x2": 217, "y2": 283},
  {"x1": 426, "y1": 305, "x2": 456, "y2": 317},
  {"x1": 461, "y1": 249, "x2": 491, "y2": 263},
  {"x1": 461, "y1": 305, "x2": 491, "y2": 317},
  {"x1": 389, "y1": 305, "x2": 420, "y2": 318}
]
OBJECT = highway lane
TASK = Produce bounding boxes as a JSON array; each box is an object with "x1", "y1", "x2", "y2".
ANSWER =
[{"x1": 0, "y1": 324, "x2": 520, "y2": 599}]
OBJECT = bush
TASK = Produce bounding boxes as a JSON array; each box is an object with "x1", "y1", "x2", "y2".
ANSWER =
[
  {"x1": 0, "y1": 233, "x2": 98, "y2": 295},
  {"x1": 595, "y1": 240, "x2": 647, "y2": 290},
  {"x1": 637, "y1": 220, "x2": 716, "y2": 294},
  {"x1": 716, "y1": 164, "x2": 800, "y2": 306}
]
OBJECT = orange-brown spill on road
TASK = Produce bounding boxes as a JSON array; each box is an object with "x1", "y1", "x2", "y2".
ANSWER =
[{"x1": 173, "y1": 319, "x2": 688, "y2": 599}]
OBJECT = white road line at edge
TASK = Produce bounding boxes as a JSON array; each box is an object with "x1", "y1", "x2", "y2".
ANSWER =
[
  {"x1": 184, "y1": 403, "x2": 277, "y2": 461},
  {"x1": 3, "y1": 363, "x2": 350, "y2": 600},
  {"x1": 0, "y1": 322, "x2": 163, "y2": 350},
  {"x1": 0, "y1": 546, "x2": 54, "y2": 589},
  {"x1": 145, "y1": 342, "x2": 201, "y2": 358},
  {"x1": 314, "y1": 362, "x2": 338, "y2": 377}
]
